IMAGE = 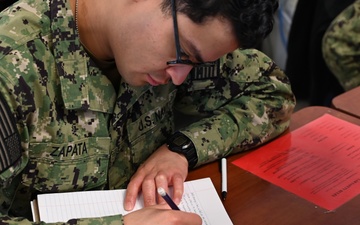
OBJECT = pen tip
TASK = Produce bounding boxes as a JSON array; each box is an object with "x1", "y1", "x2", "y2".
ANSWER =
[{"x1": 222, "y1": 191, "x2": 227, "y2": 200}]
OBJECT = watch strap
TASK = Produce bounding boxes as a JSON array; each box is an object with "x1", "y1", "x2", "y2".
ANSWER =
[{"x1": 166, "y1": 132, "x2": 198, "y2": 168}]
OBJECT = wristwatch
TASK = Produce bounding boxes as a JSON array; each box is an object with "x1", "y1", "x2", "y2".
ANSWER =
[{"x1": 166, "y1": 132, "x2": 198, "y2": 168}]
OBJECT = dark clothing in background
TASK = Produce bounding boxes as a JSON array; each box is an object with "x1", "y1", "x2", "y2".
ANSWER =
[
  {"x1": 285, "y1": 0, "x2": 355, "y2": 106},
  {"x1": 1, "y1": 0, "x2": 17, "y2": 11}
]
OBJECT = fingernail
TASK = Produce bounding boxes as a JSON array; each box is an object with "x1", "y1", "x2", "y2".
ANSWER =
[{"x1": 124, "y1": 202, "x2": 132, "y2": 211}]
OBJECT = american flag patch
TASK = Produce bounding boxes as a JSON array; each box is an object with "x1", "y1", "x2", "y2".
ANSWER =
[
  {"x1": 190, "y1": 60, "x2": 220, "y2": 80},
  {"x1": 0, "y1": 93, "x2": 21, "y2": 172}
]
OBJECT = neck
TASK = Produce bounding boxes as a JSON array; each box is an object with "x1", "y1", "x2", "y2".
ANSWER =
[{"x1": 72, "y1": 0, "x2": 113, "y2": 61}]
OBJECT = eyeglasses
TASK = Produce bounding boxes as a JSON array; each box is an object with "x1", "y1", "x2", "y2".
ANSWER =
[{"x1": 167, "y1": 0, "x2": 216, "y2": 68}]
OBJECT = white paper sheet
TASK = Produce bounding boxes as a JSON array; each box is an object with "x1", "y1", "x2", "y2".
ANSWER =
[{"x1": 32, "y1": 178, "x2": 233, "y2": 225}]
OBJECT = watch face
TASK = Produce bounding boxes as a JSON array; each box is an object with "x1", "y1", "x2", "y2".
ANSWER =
[
  {"x1": 173, "y1": 135, "x2": 188, "y2": 146},
  {"x1": 167, "y1": 133, "x2": 197, "y2": 168}
]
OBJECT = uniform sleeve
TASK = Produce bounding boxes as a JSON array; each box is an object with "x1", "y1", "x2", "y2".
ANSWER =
[
  {"x1": 174, "y1": 49, "x2": 295, "y2": 167},
  {"x1": 0, "y1": 214, "x2": 124, "y2": 225},
  {"x1": 322, "y1": 1, "x2": 360, "y2": 91}
]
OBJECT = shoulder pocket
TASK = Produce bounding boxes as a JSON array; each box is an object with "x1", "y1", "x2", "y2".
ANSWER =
[{"x1": 0, "y1": 92, "x2": 26, "y2": 187}]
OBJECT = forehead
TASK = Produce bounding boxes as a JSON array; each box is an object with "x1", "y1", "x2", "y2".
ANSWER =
[{"x1": 177, "y1": 14, "x2": 238, "y2": 62}]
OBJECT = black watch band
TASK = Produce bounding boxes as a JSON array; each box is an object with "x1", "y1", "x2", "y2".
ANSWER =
[{"x1": 166, "y1": 132, "x2": 198, "y2": 168}]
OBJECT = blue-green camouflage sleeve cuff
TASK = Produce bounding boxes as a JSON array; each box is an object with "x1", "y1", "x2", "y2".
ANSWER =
[{"x1": 0, "y1": 214, "x2": 124, "y2": 225}]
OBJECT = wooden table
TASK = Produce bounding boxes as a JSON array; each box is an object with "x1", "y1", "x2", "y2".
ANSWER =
[
  {"x1": 332, "y1": 86, "x2": 360, "y2": 118},
  {"x1": 187, "y1": 106, "x2": 360, "y2": 225}
]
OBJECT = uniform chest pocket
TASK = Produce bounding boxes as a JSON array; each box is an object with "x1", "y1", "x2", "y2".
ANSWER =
[
  {"x1": 23, "y1": 137, "x2": 110, "y2": 192},
  {"x1": 127, "y1": 107, "x2": 174, "y2": 165}
]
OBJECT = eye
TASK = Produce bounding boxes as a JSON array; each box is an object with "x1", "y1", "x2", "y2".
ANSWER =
[{"x1": 179, "y1": 48, "x2": 190, "y2": 60}]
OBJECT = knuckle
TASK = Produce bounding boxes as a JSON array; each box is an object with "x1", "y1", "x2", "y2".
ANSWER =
[
  {"x1": 155, "y1": 173, "x2": 167, "y2": 183},
  {"x1": 143, "y1": 195, "x2": 156, "y2": 205}
]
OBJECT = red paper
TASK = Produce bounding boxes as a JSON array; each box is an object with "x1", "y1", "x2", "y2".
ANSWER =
[{"x1": 233, "y1": 114, "x2": 360, "y2": 210}]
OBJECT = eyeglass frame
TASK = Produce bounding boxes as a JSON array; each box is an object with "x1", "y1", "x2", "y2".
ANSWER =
[{"x1": 166, "y1": 0, "x2": 217, "y2": 68}]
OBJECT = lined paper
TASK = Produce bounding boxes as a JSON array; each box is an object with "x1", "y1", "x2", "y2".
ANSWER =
[{"x1": 33, "y1": 178, "x2": 232, "y2": 225}]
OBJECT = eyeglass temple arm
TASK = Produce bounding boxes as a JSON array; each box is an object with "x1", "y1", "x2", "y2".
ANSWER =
[{"x1": 171, "y1": 0, "x2": 181, "y2": 60}]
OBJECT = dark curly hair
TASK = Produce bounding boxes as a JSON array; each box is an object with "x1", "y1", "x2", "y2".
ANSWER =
[{"x1": 161, "y1": 0, "x2": 279, "y2": 49}]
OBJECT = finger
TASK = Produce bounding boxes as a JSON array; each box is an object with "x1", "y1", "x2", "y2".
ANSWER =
[
  {"x1": 124, "y1": 176, "x2": 143, "y2": 211},
  {"x1": 150, "y1": 202, "x2": 172, "y2": 210},
  {"x1": 182, "y1": 212, "x2": 202, "y2": 225},
  {"x1": 149, "y1": 203, "x2": 202, "y2": 225},
  {"x1": 181, "y1": 211, "x2": 202, "y2": 225},
  {"x1": 155, "y1": 173, "x2": 169, "y2": 204},
  {"x1": 171, "y1": 173, "x2": 185, "y2": 205},
  {"x1": 141, "y1": 175, "x2": 157, "y2": 207}
]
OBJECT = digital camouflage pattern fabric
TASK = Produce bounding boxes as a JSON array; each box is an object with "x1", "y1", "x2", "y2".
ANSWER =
[
  {"x1": 322, "y1": 0, "x2": 360, "y2": 91},
  {"x1": 0, "y1": 0, "x2": 295, "y2": 224}
]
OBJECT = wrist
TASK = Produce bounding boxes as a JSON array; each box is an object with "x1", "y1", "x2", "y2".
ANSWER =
[{"x1": 166, "y1": 132, "x2": 198, "y2": 168}]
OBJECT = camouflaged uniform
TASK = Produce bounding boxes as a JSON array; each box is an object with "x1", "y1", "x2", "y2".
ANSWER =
[
  {"x1": 322, "y1": 0, "x2": 360, "y2": 91},
  {"x1": 0, "y1": 0, "x2": 295, "y2": 224}
]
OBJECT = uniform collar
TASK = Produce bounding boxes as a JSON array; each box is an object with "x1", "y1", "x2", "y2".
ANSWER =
[
  {"x1": 112, "y1": 81, "x2": 150, "y2": 124},
  {"x1": 49, "y1": 0, "x2": 116, "y2": 113}
]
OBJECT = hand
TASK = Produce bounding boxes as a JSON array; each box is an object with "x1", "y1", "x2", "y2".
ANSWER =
[
  {"x1": 123, "y1": 204, "x2": 202, "y2": 225},
  {"x1": 124, "y1": 144, "x2": 188, "y2": 210}
]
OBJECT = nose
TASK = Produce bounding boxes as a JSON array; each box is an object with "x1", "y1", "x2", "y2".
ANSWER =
[{"x1": 166, "y1": 65, "x2": 193, "y2": 85}]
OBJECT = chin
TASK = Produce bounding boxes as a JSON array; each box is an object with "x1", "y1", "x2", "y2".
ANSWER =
[
  {"x1": 123, "y1": 80, "x2": 149, "y2": 87},
  {"x1": 121, "y1": 73, "x2": 152, "y2": 87}
]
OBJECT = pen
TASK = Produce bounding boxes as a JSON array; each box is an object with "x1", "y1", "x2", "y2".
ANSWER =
[
  {"x1": 221, "y1": 157, "x2": 227, "y2": 200},
  {"x1": 157, "y1": 187, "x2": 180, "y2": 210}
]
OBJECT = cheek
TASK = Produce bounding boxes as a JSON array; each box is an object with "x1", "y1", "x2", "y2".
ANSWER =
[
  {"x1": 134, "y1": 40, "x2": 167, "y2": 68},
  {"x1": 117, "y1": 27, "x2": 174, "y2": 73}
]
